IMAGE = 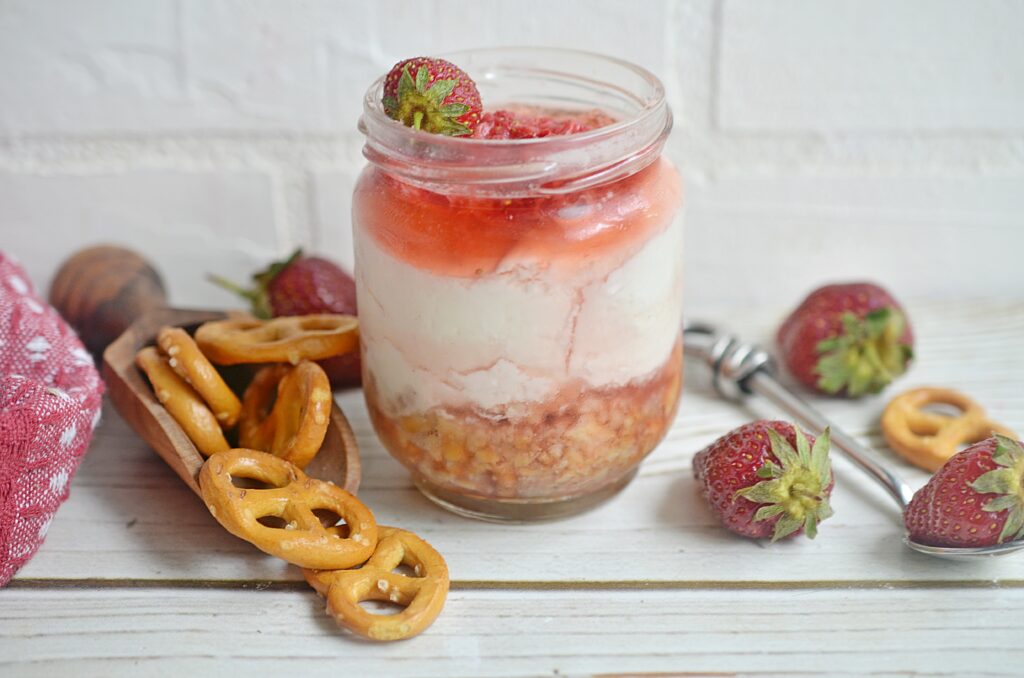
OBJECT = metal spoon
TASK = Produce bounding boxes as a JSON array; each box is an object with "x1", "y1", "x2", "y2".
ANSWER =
[{"x1": 682, "y1": 321, "x2": 1024, "y2": 561}]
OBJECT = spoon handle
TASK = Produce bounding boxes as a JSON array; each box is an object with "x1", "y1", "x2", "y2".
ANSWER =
[
  {"x1": 682, "y1": 323, "x2": 914, "y2": 510},
  {"x1": 745, "y1": 371, "x2": 913, "y2": 509}
]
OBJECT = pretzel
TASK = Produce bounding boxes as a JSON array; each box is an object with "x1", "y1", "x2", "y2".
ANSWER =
[
  {"x1": 881, "y1": 387, "x2": 1017, "y2": 471},
  {"x1": 136, "y1": 346, "x2": 230, "y2": 457},
  {"x1": 304, "y1": 526, "x2": 449, "y2": 641},
  {"x1": 156, "y1": 326, "x2": 241, "y2": 429},
  {"x1": 238, "y1": 362, "x2": 332, "y2": 468},
  {"x1": 194, "y1": 315, "x2": 358, "y2": 366},
  {"x1": 199, "y1": 448, "x2": 377, "y2": 569}
]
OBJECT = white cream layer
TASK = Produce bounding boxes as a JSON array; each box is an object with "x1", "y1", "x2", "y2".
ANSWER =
[{"x1": 356, "y1": 212, "x2": 684, "y2": 418}]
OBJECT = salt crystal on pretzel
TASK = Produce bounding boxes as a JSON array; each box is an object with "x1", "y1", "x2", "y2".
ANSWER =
[
  {"x1": 303, "y1": 526, "x2": 449, "y2": 641},
  {"x1": 135, "y1": 346, "x2": 230, "y2": 457},
  {"x1": 199, "y1": 448, "x2": 377, "y2": 569},
  {"x1": 157, "y1": 326, "x2": 241, "y2": 429},
  {"x1": 238, "y1": 362, "x2": 333, "y2": 469}
]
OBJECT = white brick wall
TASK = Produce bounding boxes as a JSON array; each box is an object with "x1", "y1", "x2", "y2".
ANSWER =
[
  {"x1": 1, "y1": 0, "x2": 1022, "y2": 310},
  {"x1": 718, "y1": 0, "x2": 1024, "y2": 132},
  {"x1": 0, "y1": 170, "x2": 283, "y2": 305}
]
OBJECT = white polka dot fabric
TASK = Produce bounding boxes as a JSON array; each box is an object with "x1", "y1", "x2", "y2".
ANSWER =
[{"x1": 0, "y1": 252, "x2": 104, "y2": 586}]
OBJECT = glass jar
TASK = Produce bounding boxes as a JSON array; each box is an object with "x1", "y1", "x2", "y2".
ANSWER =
[{"x1": 353, "y1": 48, "x2": 683, "y2": 521}]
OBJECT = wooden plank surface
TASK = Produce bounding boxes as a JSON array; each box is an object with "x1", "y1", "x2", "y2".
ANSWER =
[
  {"x1": 3, "y1": 299, "x2": 1024, "y2": 675},
  {"x1": 3, "y1": 587, "x2": 1023, "y2": 677},
  {"x1": 13, "y1": 299, "x2": 1024, "y2": 585}
]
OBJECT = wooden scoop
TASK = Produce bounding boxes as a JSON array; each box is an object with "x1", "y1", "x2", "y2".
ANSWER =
[{"x1": 102, "y1": 307, "x2": 361, "y2": 496}]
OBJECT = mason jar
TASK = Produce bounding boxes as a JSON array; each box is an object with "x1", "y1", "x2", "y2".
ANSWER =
[{"x1": 353, "y1": 48, "x2": 683, "y2": 521}]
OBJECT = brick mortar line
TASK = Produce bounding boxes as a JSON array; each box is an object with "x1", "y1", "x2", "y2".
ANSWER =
[{"x1": 0, "y1": 142, "x2": 1022, "y2": 177}]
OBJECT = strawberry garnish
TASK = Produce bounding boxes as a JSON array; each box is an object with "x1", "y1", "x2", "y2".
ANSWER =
[
  {"x1": 777, "y1": 282, "x2": 914, "y2": 397},
  {"x1": 693, "y1": 421, "x2": 835, "y2": 541},
  {"x1": 382, "y1": 57, "x2": 482, "y2": 136},
  {"x1": 905, "y1": 434, "x2": 1024, "y2": 548}
]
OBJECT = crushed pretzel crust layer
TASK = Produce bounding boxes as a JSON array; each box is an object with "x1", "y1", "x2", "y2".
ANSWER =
[{"x1": 366, "y1": 339, "x2": 682, "y2": 500}]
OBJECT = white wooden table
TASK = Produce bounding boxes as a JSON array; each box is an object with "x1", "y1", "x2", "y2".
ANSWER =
[{"x1": 3, "y1": 299, "x2": 1023, "y2": 676}]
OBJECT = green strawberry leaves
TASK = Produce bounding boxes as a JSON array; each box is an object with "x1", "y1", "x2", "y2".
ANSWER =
[
  {"x1": 384, "y1": 65, "x2": 472, "y2": 137},
  {"x1": 206, "y1": 249, "x2": 302, "y2": 319},
  {"x1": 735, "y1": 426, "x2": 834, "y2": 542},
  {"x1": 970, "y1": 434, "x2": 1024, "y2": 544},
  {"x1": 815, "y1": 308, "x2": 912, "y2": 397}
]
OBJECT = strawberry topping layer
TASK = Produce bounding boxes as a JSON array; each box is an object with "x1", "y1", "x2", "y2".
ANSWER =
[
  {"x1": 472, "y1": 109, "x2": 615, "y2": 139},
  {"x1": 370, "y1": 58, "x2": 663, "y2": 275},
  {"x1": 353, "y1": 158, "x2": 680, "y2": 277}
]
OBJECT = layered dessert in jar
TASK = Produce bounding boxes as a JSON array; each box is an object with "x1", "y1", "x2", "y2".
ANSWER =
[{"x1": 354, "y1": 49, "x2": 683, "y2": 520}]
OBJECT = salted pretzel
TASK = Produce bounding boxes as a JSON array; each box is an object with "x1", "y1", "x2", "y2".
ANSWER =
[
  {"x1": 136, "y1": 346, "x2": 230, "y2": 457},
  {"x1": 194, "y1": 314, "x2": 358, "y2": 366},
  {"x1": 304, "y1": 526, "x2": 449, "y2": 641},
  {"x1": 199, "y1": 449, "x2": 377, "y2": 569},
  {"x1": 238, "y1": 362, "x2": 332, "y2": 468},
  {"x1": 881, "y1": 387, "x2": 1017, "y2": 471},
  {"x1": 156, "y1": 326, "x2": 241, "y2": 429}
]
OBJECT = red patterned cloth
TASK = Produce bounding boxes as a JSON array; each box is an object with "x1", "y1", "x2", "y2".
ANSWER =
[{"x1": 0, "y1": 252, "x2": 104, "y2": 585}]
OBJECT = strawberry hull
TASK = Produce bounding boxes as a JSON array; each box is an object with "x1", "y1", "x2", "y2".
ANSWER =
[
  {"x1": 693, "y1": 421, "x2": 835, "y2": 541},
  {"x1": 777, "y1": 282, "x2": 914, "y2": 397}
]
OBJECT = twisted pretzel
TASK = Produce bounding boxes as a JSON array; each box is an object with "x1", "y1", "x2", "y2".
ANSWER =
[
  {"x1": 194, "y1": 315, "x2": 358, "y2": 366},
  {"x1": 238, "y1": 362, "x2": 332, "y2": 469},
  {"x1": 157, "y1": 326, "x2": 241, "y2": 428},
  {"x1": 882, "y1": 387, "x2": 1017, "y2": 471},
  {"x1": 136, "y1": 346, "x2": 230, "y2": 457},
  {"x1": 199, "y1": 449, "x2": 377, "y2": 569},
  {"x1": 304, "y1": 526, "x2": 449, "y2": 641}
]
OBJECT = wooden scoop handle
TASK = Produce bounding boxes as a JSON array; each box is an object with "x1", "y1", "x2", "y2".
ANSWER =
[{"x1": 49, "y1": 245, "x2": 168, "y2": 358}]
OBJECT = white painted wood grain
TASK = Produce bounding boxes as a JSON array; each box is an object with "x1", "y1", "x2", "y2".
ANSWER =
[
  {"x1": 2, "y1": 588, "x2": 1022, "y2": 677},
  {"x1": 13, "y1": 299, "x2": 1024, "y2": 585}
]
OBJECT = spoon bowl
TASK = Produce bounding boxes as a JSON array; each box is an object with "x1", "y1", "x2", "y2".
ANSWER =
[
  {"x1": 103, "y1": 307, "x2": 361, "y2": 496},
  {"x1": 904, "y1": 538, "x2": 1024, "y2": 560}
]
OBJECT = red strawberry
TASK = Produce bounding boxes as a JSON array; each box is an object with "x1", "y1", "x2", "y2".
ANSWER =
[
  {"x1": 209, "y1": 250, "x2": 360, "y2": 388},
  {"x1": 382, "y1": 57, "x2": 482, "y2": 136},
  {"x1": 777, "y1": 282, "x2": 914, "y2": 397},
  {"x1": 693, "y1": 421, "x2": 834, "y2": 541},
  {"x1": 905, "y1": 434, "x2": 1024, "y2": 548}
]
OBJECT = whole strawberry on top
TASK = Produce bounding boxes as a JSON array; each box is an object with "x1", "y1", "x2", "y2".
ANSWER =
[
  {"x1": 905, "y1": 434, "x2": 1024, "y2": 548},
  {"x1": 209, "y1": 250, "x2": 360, "y2": 387},
  {"x1": 382, "y1": 57, "x2": 482, "y2": 136},
  {"x1": 693, "y1": 420, "x2": 834, "y2": 541},
  {"x1": 777, "y1": 282, "x2": 913, "y2": 397}
]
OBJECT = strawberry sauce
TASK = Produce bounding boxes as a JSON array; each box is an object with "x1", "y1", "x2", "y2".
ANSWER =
[{"x1": 354, "y1": 157, "x2": 680, "y2": 278}]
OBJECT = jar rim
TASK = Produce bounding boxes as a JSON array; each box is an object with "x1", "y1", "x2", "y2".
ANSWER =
[{"x1": 358, "y1": 47, "x2": 672, "y2": 196}]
